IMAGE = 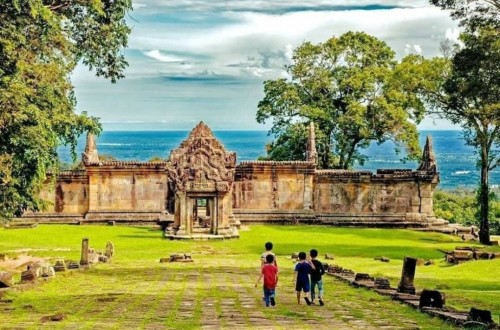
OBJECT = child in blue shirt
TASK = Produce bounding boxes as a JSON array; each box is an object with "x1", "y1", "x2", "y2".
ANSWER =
[{"x1": 293, "y1": 251, "x2": 315, "y2": 305}]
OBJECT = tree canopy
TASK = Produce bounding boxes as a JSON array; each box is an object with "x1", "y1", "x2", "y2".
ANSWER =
[
  {"x1": 257, "y1": 32, "x2": 445, "y2": 169},
  {"x1": 0, "y1": 0, "x2": 132, "y2": 220},
  {"x1": 430, "y1": 0, "x2": 500, "y2": 29}
]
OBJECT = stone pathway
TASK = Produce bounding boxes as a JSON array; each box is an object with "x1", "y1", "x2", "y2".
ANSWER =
[{"x1": 0, "y1": 257, "x2": 456, "y2": 329}]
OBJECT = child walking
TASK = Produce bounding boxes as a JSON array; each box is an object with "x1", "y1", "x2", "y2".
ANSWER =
[
  {"x1": 294, "y1": 251, "x2": 315, "y2": 305},
  {"x1": 309, "y1": 249, "x2": 325, "y2": 306},
  {"x1": 260, "y1": 241, "x2": 277, "y2": 267},
  {"x1": 255, "y1": 254, "x2": 279, "y2": 307}
]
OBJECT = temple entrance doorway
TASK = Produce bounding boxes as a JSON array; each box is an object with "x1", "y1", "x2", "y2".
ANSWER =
[
  {"x1": 165, "y1": 122, "x2": 239, "y2": 239},
  {"x1": 192, "y1": 197, "x2": 213, "y2": 232}
]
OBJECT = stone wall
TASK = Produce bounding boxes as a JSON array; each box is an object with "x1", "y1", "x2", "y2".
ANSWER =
[
  {"x1": 18, "y1": 129, "x2": 439, "y2": 228},
  {"x1": 38, "y1": 171, "x2": 89, "y2": 215},
  {"x1": 233, "y1": 161, "x2": 316, "y2": 211},
  {"x1": 314, "y1": 169, "x2": 432, "y2": 214},
  {"x1": 23, "y1": 165, "x2": 437, "y2": 227},
  {"x1": 233, "y1": 167, "x2": 437, "y2": 226},
  {"x1": 86, "y1": 164, "x2": 168, "y2": 213}
]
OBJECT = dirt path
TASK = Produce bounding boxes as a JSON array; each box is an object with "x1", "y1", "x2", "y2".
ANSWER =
[{"x1": 0, "y1": 257, "x2": 455, "y2": 329}]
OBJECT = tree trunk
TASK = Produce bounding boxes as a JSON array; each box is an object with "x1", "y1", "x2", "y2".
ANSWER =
[{"x1": 478, "y1": 145, "x2": 491, "y2": 245}]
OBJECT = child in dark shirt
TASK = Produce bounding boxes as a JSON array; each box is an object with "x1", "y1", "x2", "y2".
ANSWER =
[
  {"x1": 293, "y1": 251, "x2": 315, "y2": 305},
  {"x1": 255, "y1": 254, "x2": 279, "y2": 307},
  {"x1": 309, "y1": 249, "x2": 325, "y2": 306}
]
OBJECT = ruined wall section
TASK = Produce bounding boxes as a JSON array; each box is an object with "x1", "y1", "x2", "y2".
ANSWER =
[
  {"x1": 314, "y1": 169, "x2": 437, "y2": 224},
  {"x1": 20, "y1": 171, "x2": 89, "y2": 223},
  {"x1": 233, "y1": 161, "x2": 317, "y2": 222},
  {"x1": 39, "y1": 171, "x2": 89, "y2": 215},
  {"x1": 234, "y1": 161, "x2": 316, "y2": 210},
  {"x1": 84, "y1": 161, "x2": 169, "y2": 221}
]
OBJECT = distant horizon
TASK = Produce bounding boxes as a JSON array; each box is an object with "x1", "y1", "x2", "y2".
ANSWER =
[{"x1": 99, "y1": 127, "x2": 464, "y2": 132}]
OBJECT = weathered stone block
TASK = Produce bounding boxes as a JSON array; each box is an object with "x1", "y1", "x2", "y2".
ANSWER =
[
  {"x1": 354, "y1": 273, "x2": 373, "y2": 282},
  {"x1": 327, "y1": 265, "x2": 343, "y2": 273},
  {"x1": 0, "y1": 272, "x2": 14, "y2": 287},
  {"x1": 410, "y1": 197, "x2": 421, "y2": 206},
  {"x1": 21, "y1": 269, "x2": 37, "y2": 282},
  {"x1": 37, "y1": 264, "x2": 55, "y2": 278},
  {"x1": 453, "y1": 250, "x2": 473, "y2": 261},
  {"x1": 374, "y1": 277, "x2": 391, "y2": 289},
  {"x1": 67, "y1": 261, "x2": 80, "y2": 269},
  {"x1": 419, "y1": 199, "x2": 433, "y2": 214},
  {"x1": 419, "y1": 186, "x2": 433, "y2": 198},
  {"x1": 467, "y1": 308, "x2": 493, "y2": 324},
  {"x1": 419, "y1": 289, "x2": 444, "y2": 309},
  {"x1": 54, "y1": 260, "x2": 66, "y2": 272}
]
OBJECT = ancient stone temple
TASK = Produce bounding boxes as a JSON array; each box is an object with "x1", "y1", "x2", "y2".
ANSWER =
[
  {"x1": 164, "y1": 122, "x2": 239, "y2": 239},
  {"x1": 21, "y1": 122, "x2": 441, "y2": 239}
]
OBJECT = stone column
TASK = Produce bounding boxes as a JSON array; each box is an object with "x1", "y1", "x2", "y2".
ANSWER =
[
  {"x1": 80, "y1": 238, "x2": 89, "y2": 266},
  {"x1": 208, "y1": 198, "x2": 215, "y2": 234},
  {"x1": 206, "y1": 198, "x2": 210, "y2": 217},
  {"x1": 397, "y1": 257, "x2": 417, "y2": 294}
]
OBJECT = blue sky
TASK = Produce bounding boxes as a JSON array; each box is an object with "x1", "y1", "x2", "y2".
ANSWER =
[{"x1": 72, "y1": 0, "x2": 460, "y2": 131}]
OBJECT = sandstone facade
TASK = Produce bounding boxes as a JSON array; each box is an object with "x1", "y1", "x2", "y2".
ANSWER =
[{"x1": 21, "y1": 122, "x2": 440, "y2": 237}]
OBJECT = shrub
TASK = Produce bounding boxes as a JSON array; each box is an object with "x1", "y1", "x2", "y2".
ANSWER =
[{"x1": 434, "y1": 189, "x2": 500, "y2": 235}]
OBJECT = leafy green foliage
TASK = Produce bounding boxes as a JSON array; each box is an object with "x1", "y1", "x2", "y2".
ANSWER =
[
  {"x1": 434, "y1": 190, "x2": 478, "y2": 225},
  {"x1": 0, "y1": 1, "x2": 132, "y2": 220},
  {"x1": 429, "y1": 0, "x2": 500, "y2": 30},
  {"x1": 257, "y1": 32, "x2": 446, "y2": 169},
  {"x1": 434, "y1": 189, "x2": 500, "y2": 235},
  {"x1": 428, "y1": 25, "x2": 499, "y2": 244}
]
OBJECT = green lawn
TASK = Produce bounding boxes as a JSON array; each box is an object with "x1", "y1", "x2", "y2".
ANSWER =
[{"x1": 1, "y1": 225, "x2": 499, "y2": 329}]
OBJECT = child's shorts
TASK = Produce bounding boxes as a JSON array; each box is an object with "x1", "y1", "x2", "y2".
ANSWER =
[{"x1": 295, "y1": 280, "x2": 310, "y2": 293}]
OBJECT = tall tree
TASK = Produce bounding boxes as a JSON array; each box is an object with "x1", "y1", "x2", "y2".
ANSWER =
[
  {"x1": 0, "y1": 0, "x2": 132, "y2": 220},
  {"x1": 431, "y1": 0, "x2": 499, "y2": 244},
  {"x1": 257, "y1": 32, "x2": 444, "y2": 169},
  {"x1": 429, "y1": 27, "x2": 499, "y2": 244}
]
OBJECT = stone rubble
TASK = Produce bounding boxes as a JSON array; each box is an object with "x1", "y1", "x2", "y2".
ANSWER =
[{"x1": 326, "y1": 261, "x2": 499, "y2": 329}]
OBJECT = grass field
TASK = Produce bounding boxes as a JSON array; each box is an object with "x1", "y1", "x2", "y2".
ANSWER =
[{"x1": 1, "y1": 225, "x2": 499, "y2": 329}]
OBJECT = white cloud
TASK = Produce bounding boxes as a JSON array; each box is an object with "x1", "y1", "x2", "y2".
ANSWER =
[
  {"x1": 143, "y1": 50, "x2": 185, "y2": 62},
  {"x1": 72, "y1": 2, "x2": 460, "y2": 129},
  {"x1": 445, "y1": 28, "x2": 460, "y2": 42}
]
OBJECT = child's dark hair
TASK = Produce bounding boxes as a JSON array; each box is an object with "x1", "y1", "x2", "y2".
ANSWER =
[
  {"x1": 265, "y1": 242, "x2": 273, "y2": 251},
  {"x1": 265, "y1": 254, "x2": 274, "y2": 264},
  {"x1": 298, "y1": 252, "x2": 307, "y2": 260},
  {"x1": 310, "y1": 249, "x2": 318, "y2": 258}
]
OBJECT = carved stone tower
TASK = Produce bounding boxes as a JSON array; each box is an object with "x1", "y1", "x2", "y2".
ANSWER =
[
  {"x1": 306, "y1": 122, "x2": 318, "y2": 165},
  {"x1": 82, "y1": 133, "x2": 99, "y2": 165},
  {"x1": 418, "y1": 136, "x2": 437, "y2": 173},
  {"x1": 165, "y1": 122, "x2": 239, "y2": 239}
]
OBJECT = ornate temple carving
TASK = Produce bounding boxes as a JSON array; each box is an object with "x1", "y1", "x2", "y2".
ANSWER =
[
  {"x1": 82, "y1": 133, "x2": 99, "y2": 165},
  {"x1": 418, "y1": 136, "x2": 437, "y2": 173},
  {"x1": 166, "y1": 121, "x2": 236, "y2": 193},
  {"x1": 306, "y1": 122, "x2": 318, "y2": 164}
]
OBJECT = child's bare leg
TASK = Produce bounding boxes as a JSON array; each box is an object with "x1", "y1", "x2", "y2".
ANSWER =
[{"x1": 296, "y1": 291, "x2": 301, "y2": 304}]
